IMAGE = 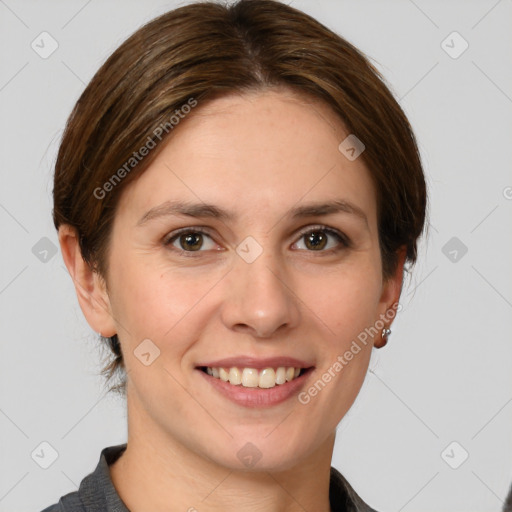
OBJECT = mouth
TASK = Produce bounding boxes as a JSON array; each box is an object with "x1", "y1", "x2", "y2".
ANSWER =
[{"x1": 194, "y1": 358, "x2": 315, "y2": 408}]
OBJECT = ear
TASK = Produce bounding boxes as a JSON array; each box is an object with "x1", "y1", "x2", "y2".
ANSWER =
[
  {"x1": 58, "y1": 224, "x2": 117, "y2": 337},
  {"x1": 374, "y1": 246, "x2": 407, "y2": 348}
]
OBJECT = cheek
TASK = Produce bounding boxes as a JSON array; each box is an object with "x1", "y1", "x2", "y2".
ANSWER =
[
  {"x1": 298, "y1": 262, "x2": 381, "y2": 405},
  {"x1": 303, "y1": 262, "x2": 382, "y2": 340},
  {"x1": 108, "y1": 258, "x2": 224, "y2": 348},
  {"x1": 303, "y1": 274, "x2": 378, "y2": 418}
]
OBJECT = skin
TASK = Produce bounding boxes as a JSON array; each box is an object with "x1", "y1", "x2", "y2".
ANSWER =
[{"x1": 59, "y1": 88, "x2": 405, "y2": 512}]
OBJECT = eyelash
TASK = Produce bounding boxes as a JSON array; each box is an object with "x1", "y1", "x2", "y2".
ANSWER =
[{"x1": 163, "y1": 225, "x2": 350, "y2": 256}]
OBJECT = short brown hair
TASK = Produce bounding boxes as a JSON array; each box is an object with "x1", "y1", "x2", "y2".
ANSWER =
[{"x1": 53, "y1": 0, "x2": 428, "y2": 395}]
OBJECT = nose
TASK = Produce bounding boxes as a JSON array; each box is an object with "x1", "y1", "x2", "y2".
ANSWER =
[{"x1": 220, "y1": 251, "x2": 301, "y2": 339}]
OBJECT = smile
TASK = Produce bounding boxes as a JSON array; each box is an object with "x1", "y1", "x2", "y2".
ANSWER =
[{"x1": 196, "y1": 364, "x2": 315, "y2": 408}]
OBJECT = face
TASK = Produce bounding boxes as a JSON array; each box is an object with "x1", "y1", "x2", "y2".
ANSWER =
[{"x1": 91, "y1": 89, "x2": 403, "y2": 471}]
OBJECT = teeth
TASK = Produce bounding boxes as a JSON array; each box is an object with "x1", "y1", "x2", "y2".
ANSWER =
[
  {"x1": 229, "y1": 367, "x2": 242, "y2": 385},
  {"x1": 205, "y1": 366, "x2": 304, "y2": 388},
  {"x1": 275, "y1": 367, "x2": 286, "y2": 385},
  {"x1": 242, "y1": 368, "x2": 259, "y2": 387},
  {"x1": 259, "y1": 368, "x2": 276, "y2": 389},
  {"x1": 219, "y1": 367, "x2": 229, "y2": 382}
]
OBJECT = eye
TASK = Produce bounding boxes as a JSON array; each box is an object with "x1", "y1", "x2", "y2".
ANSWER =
[
  {"x1": 292, "y1": 226, "x2": 349, "y2": 252},
  {"x1": 164, "y1": 225, "x2": 349, "y2": 255},
  {"x1": 164, "y1": 228, "x2": 219, "y2": 253}
]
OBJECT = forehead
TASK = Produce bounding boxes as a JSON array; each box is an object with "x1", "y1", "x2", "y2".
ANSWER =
[{"x1": 115, "y1": 89, "x2": 377, "y2": 229}]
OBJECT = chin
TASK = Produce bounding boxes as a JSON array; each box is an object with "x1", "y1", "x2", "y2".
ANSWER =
[{"x1": 197, "y1": 433, "x2": 315, "y2": 473}]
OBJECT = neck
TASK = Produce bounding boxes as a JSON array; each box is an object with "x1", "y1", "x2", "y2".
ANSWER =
[{"x1": 109, "y1": 390, "x2": 334, "y2": 512}]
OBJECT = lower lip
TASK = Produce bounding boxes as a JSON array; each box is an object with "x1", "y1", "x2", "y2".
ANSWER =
[{"x1": 196, "y1": 368, "x2": 314, "y2": 408}]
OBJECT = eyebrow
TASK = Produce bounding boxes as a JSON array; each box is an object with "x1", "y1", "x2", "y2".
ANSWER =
[{"x1": 137, "y1": 199, "x2": 368, "y2": 227}]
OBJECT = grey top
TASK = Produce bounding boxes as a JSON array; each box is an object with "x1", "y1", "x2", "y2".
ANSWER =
[
  {"x1": 39, "y1": 444, "x2": 378, "y2": 512},
  {"x1": 504, "y1": 483, "x2": 512, "y2": 512}
]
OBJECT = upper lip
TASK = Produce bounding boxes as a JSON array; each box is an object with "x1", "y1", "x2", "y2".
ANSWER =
[{"x1": 196, "y1": 356, "x2": 315, "y2": 370}]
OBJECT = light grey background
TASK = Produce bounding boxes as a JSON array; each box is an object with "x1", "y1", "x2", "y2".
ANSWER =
[{"x1": 1, "y1": 0, "x2": 511, "y2": 511}]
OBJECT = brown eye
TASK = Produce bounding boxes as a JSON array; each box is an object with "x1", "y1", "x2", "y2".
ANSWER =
[
  {"x1": 179, "y1": 232, "x2": 203, "y2": 251},
  {"x1": 165, "y1": 229, "x2": 217, "y2": 253},
  {"x1": 304, "y1": 231, "x2": 328, "y2": 250},
  {"x1": 293, "y1": 227, "x2": 349, "y2": 252}
]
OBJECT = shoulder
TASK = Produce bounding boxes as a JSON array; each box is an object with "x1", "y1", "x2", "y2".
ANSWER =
[
  {"x1": 38, "y1": 490, "x2": 85, "y2": 512},
  {"x1": 37, "y1": 444, "x2": 127, "y2": 512},
  {"x1": 504, "y1": 482, "x2": 512, "y2": 512},
  {"x1": 330, "y1": 466, "x2": 379, "y2": 512},
  {"x1": 40, "y1": 505, "x2": 62, "y2": 512}
]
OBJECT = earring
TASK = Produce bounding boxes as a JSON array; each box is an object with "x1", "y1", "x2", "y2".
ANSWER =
[{"x1": 380, "y1": 328, "x2": 391, "y2": 347}]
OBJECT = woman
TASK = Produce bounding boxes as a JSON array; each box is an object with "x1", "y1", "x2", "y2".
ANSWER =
[{"x1": 42, "y1": 0, "x2": 427, "y2": 510}]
